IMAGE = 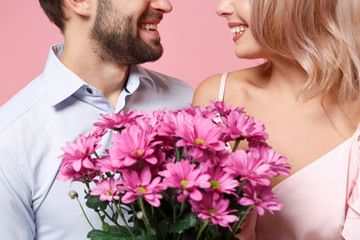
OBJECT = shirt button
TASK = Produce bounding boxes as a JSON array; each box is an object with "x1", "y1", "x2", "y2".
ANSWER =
[{"x1": 86, "y1": 87, "x2": 93, "y2": 94}]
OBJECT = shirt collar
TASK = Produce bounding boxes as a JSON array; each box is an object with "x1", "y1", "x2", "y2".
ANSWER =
[
  {"x1": 134, "y1": 65, "x2": 157, "y2": 91},
  {"x1": 41, "y1": 44, "x2": 86, "y2": 107},
  {"x1": 41, "y1": 44, "x2": 157, "y2": 107}
]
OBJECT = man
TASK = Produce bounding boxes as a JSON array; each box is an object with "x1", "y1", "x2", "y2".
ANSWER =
[{"x1": 0, "y1": 0, "x2": 193, "y2": 239}]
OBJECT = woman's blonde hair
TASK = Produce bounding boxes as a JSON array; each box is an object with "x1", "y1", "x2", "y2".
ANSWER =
[{"x1": 250, "y1": 0, "x2": 360, "y2": 103}]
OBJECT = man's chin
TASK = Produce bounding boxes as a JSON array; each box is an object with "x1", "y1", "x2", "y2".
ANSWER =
[
  {"x1": 139, "y1": 49, "x2": 163, "y2": 63},
  {"x1": 142, "y1": 42, "x2": 164, "y2": 62},
  {"x1": 144, "y1": 37, "x2": 161, "y2": 48}
]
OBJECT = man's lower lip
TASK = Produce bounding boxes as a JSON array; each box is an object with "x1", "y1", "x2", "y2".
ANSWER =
[{"x1": 139, "y1": 28, "x2": 160, "y2": 36}]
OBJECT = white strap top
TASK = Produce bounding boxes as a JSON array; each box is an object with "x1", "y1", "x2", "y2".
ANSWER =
[{"x1": 218, "y1": 72, "x2": 228, "y2": 101}]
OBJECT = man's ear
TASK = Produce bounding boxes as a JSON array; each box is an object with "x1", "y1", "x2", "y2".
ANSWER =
[{"x1": 63, "y1": 0, "x2": 93, "y2": 17}]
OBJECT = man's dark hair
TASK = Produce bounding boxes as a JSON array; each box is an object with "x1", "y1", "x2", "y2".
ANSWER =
[{"x1": 39, "y1": 0, "x2": 67, "y2": 32}]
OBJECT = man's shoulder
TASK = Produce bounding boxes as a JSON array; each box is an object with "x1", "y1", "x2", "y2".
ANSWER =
[
  {"x1": 138, "y1": 66, "x2": 194, "y2": 91},
  {"x1": 131, "y1": 66, "x2": 194, "y2": 111},
  {"x1": 0, "y1": 75, "x2": 46, "y2": 133}
]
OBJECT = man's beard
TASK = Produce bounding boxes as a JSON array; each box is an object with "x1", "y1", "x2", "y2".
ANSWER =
[{"x1": 91, "y1": 0, "x2": 164, "y2": 66}]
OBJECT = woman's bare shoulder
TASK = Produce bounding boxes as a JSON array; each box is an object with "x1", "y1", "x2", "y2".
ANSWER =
[
  {"x1": 193, "y1": 63, "x2": 268, "y2": 107},
  {"x1": 192, "y1": 73, "x2": 223, "y2": 106}
]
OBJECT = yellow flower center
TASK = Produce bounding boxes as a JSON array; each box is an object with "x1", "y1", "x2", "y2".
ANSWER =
[
  {"x1": 106, "y1": 189, "x2": 114, "y2": 196},
  {"x1": 132, "y1": 149, "x2": 143, "y2": 157},
  {"x1": 180, "y1": 180, "x2": 188, "y2": 188},
  {"x1": 208, "y1": 209, "x2": 218, "y2": 215},
  {"x1": 136, "y1": 186, "x2": 147, "y2": 194},
  {"x1": 210, "y1": 180, "x2": 220, "y2": 189},
  {"x1": 195, "y1": 138, "x2": 205, "y2": 145}
]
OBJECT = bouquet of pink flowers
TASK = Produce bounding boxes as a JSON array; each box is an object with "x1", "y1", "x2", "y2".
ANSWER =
[{"x1": 57, "y1": 101, "x2": 290, "y2": 240}]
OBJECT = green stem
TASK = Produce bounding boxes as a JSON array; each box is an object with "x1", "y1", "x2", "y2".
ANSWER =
[
  {"x1": 96, "y1": 211, "x2": 104, "y2": 224},
  {"x1": 232, "y1": 205, "x2": 253, "y2": 235},
  {"x1": 94, "y1": 151, "x2": 100, "y2": 159},
  {"x1": 130, "y1": 202, "x2": 138, "y2": 226},
  {"x1": 138, "y1": 197, "x2": 150, "y2": 226},
  {"x1": 172, "y1": 200, "x2": 177, "y2": 224},
  {"x1": 75, "y1": 197, "x2": 94, "y2": 229},
  {"x1": 195, "y1": 219, "x2": 210, "y2": 240},
  {"x1": 83, "y1": 178, "x2": 91, "y2": 190},
  {"x1": 101, "y1": 210, "x2": 121, "y2": 227},
  {"x1": 232, "y1": 137, "x2": 242, "y2": 152},
  {"x1": 231, "y1": 184, "x2": 245, "y2": 206},
  {"x1": 176, "y1": 201, "x2": 185, "y2": 218},
  {"x1": 176, "y1": 146, "x2": 181, "y2": 162},
  {"x1": 113, "y1": 200, "x2": 134, "y2": 239},
  {"x1": 158, "y1": 206, "x2": 169, "y2": 221}
]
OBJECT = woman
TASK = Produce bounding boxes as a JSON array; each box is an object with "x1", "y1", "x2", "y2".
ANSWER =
[{"x1": 193, "y1": 0, "x2": 360, "y2": 239}]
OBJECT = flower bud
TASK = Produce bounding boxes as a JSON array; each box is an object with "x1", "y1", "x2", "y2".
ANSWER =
[
  {"x1": 136, "y1": 211, "x2": 144, "y2": 220},
  {"x1": 68, "y1": 190, "x2": 79, "y2": 199}
]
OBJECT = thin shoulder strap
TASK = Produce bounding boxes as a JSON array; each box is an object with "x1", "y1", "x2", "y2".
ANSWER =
[{"x1": 218, "y1": 72, "x2": 228, "y2": 101}]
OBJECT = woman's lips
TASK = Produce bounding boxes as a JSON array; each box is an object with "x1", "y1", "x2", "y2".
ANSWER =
[{"x1": 228, "y1": 22, "x2": 248, "y2": 41}]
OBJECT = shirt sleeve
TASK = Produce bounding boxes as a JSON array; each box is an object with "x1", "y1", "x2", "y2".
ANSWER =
[{"x1": 0, "y1": 153, "x2": 35, "y2": 239}]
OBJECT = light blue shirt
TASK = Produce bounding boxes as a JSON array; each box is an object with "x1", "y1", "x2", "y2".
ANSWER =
[{"x1": 0, "y1": 44, "x2": 193, "y2": 239}]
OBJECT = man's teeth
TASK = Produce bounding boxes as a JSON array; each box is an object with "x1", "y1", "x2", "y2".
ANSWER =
[
  {"x1": 230, "y1": 26, "x2": 248, "y2": 35},
  {"x1": 141, "y1": 24, "x2": 158, "y2": 30}
]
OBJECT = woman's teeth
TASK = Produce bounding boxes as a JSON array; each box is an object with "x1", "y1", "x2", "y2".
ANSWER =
[{"x1": 230, "y1": 26, "x2": 248, "y2": 35}]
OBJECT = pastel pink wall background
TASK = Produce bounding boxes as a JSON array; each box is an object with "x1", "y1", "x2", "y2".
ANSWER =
[{"x1": 0, "y1": 1, "x2": 259, "y2": 106}]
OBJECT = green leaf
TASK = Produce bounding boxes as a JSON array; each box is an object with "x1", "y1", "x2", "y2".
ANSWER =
[
  {"x1": 135, "y1": 234, "x2": 159, "y2": 240},
  {"x1": 179, "y1": 231, "x2": 197, "y2": 240},
  {"x1": 156, "y1": 219, "x2": 169, "y2": 233},
  {"x1": 85, "y1": 194, "x2": 108, "y2": 211},
  {"x1": 87, "y1": 229, "x2": 131, "y2": 240},
  {"x1": 169, "y1": 213, "x2": 200, "y2": 233},
  {"x1": 102, "y1": 222, "x2": 111, "y2": 232},
  {"x1": 203, "y1": 225, "x2": 219, "y2": 240},
  {"x1": 220, "y1": 231, "x2": 239, "y2": 240},
  {"x1": 109, "y1": 225, "x2": 134, "y2": 235}
]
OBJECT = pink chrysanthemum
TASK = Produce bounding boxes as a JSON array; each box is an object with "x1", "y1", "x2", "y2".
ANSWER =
[
  {"x1": 88, "y1": 127, "x2": 108, "y2": 138},
  {"x1": 239, "y1": 183, "x2": 283, "y2": 216},
  {"x1": 250, "y1": 142, "x2": 290, "y2": 177},
  {"x1": 57, "y1": 134, "x2": 101, "y2": 181},
  {"x1": 109, "y1": 124, "x2": 159, "y2": 168},
  {"x1": 190, "y1": 192, "x2": 239, "y2": 230},
  {"x1": 223, "y1": 149, "x2": 272, "y2": 186},
  {"x1": 94, "y1": 110, "x2": 140, "y2": 131},
  {"x1": 180, "y1": 104, "x2": 218, "y2": 119},
  {"x1": 221, "y1": 110, "x2": 268, "y2": 142},
  {"x1": 139, "y1": 108, "x2": 166, "y2": 119},
  {"x1": 246, "y1": 118, "x2": 269, "y2": 142},
  {"x1": 210, "y1": 100, "x2": 241, "y2": 118},
  {"x1": 94, "y1": 154, "x2": 123, "y2": 174},
  {"x1": 176, "y1": 115, "x2": 225, "y2": 152},
  {"x1": 90, "y1": 177, "x2": 123, "y2": 202},
  {"x1": 206, "y1": 167, "x2": 239, "y2": 198},
  {"x1": 158, "y1": 160, "x2": 211, "y2": 202},
  {"x1": 121, "y1": 167, "x2": 167, "y2": 207},
  {"x1": 156, "y1": 110, "x2": 179, "y2": 137},
  {"x1": 184, "y1": 147, "x2": 231, "y2": 166}
]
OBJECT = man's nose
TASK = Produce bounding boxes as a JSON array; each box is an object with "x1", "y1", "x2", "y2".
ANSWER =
[{"x1": 150, "y1": 0, "x2": 173, "y2": 14}]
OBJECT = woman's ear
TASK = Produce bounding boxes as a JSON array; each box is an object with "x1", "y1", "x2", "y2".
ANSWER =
[{"x1": 63, "y1": 0, "x2": 93, "y2": 17}]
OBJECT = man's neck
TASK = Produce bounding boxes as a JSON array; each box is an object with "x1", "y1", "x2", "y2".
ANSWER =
[{"x1": 60, "y1": 42, "x2": 129, "y2": 110}]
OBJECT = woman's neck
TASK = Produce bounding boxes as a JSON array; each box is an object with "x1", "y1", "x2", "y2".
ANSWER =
[{"x1": 265, "y1": 56, "x2": 308, "y2": 99}]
